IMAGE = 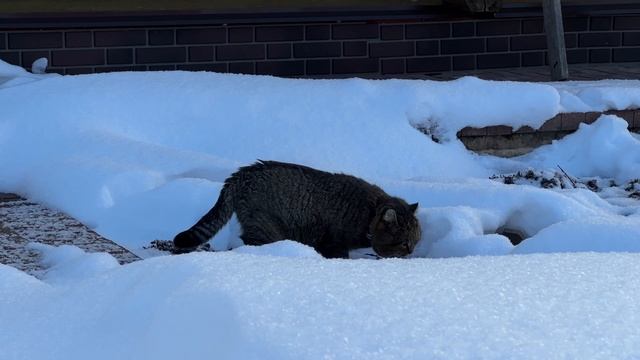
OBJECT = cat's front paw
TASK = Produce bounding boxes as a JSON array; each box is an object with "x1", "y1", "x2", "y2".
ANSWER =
[{"x1": 173, "y1": 230, "x2": 201, "y2": 250}]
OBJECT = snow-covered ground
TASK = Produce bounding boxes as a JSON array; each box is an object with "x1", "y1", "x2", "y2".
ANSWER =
[{"x1": 1, "y1": 59, "x2": 639, "y2": 359}]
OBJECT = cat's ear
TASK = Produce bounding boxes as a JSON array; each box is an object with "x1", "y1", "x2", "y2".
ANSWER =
[
  {"x1": 383, "y1": 208, "x2": 398, "y2": 224},
  {"x1": 409, "y1": 203, "x2": 419, "y2": 213}
]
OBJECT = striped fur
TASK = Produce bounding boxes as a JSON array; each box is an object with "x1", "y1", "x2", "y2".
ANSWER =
[{"x1": 173, "y1": 160, "x2": 421, "y2": 258}]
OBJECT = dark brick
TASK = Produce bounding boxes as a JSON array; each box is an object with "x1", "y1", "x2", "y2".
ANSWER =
[
  {"x1": 65, "y1": 31, "x2": 91, "y2": 48},
  {"x1": 615, "y1": 16, "x2": 640, "y2": 30},
  {"x1": 590, "y1": 16, "x2": 612, "y2": 31},
  {"x1": 589, "y1": 49, "x2": 611, "y2": 63},
  {"x1": 522, "y1": 19, "x2": 543, "y2": 34},
  {"x1": 293, "y1": 42, "x2": 340, "y2": 58},
  {"x1": 217, "y1": 44, "x2": 264, "y2": 61},
  {"x1": 95, "y1": 30, "x2": 145, "y2": 47},
  {"x1": 485, "y1": 37, "x2": 507, "y2": 53},
  {"x1": 511, "y1": 35, "x2": 546, "y2": 51},
  {"x1": 477, "y1": 20, "x2": 520, "y2": 36},
  {"x1": 229, "y1": 62, "x2": 255, "y2": 75},
  {"x1": 539, "y1": 116, "x2": 561, "y2": 132},
  {"x1": 52, "y1": 49, "x2": 104, "y2": 66},
  {"x1": 565, "y1": 34, "x2": 577, "y2": 48},
  {"x1": 95, "y1": 66, "x2": 146, "y2": 73},
  {"x1": 332, "y1": 58, "x2": 379, "y2": 74},
  {"x1": 136, "y1": 47, "x2": 186, "y2": 64},
  {"x1": 256, "y1": 60, "x2": 305, "y2": 76},
  {"x1": 563, "y1": 17, "x2": 589, "y2": 32},
  {"x1": 344, "y1": 41, "x2": 367, "y2": 56},
  {"x1": 256, "y1": 26, "x2": 303, "y2": 42},
  {"x1": 452, "y1": 22, "x2": 475, "y2": 37},
  {"x1": 381, "y1": 25, "x2": 404, "y2": 40},
  {"x1": 406, "y1": 23, "x2": 450, "y2": 39},
  {"x1": 9, "y1": 32, "x2": 62, "y2": 49},
  {"x1": 477, "y1": 53, "x2": 519, "y2": 69},
  {"x1": 229, "y1": 27, "x2": 253, "y2": 43},
  {"x1": 189, "y1": 46, "x2": 214, "y2": 62},
  {"x1": 149, "y1": 30, "x2": 174, "y2": 45},
  {"x1": 22, "y1": 51, "x2": 48, "y2": 68},
  {"x1": 107, "y1": 48, "x2": 133, "y2": 64},
  {"x1": 0, "y1": 52, "x2": 20, "y2": 66},
  {"x1": 613, "y1": 47, "x2": 640, "y2": 62},
  {"x1": 381, "y1": 58, "x2": 405, "y2": 74},
  {"x1": 177, "y1": 28, "x2": 226, "y2": 44},
  {"x1": 416, "y1": 40, "x2": 439, "y2": 55},
  {"x1": 406, "y1": 56, "x2": 451, "y2": 73},
  {"x1": 624, "y1": 32, "x2": 640, "y2": 46},
  {"x1": 178, "y1": 63, "x2": 227, "y2": 72},
  {"x1": 65, "y1": 67, "x2": 93, "y2": 75},
  {"x1": 370, "y1": 41, "x2": 413, "y2": 57},
  {"x1": 149, "y1": 65, "x2": 176, "y2": 71},
  {"x1": 453, "y1": 55, "x2": 475, "y2": 70},
  {"x1": 47, "y1": 67, "x2": 65, "y2": 75},
  {"x1": 441, "y1": 38, "x2": 484, "y2": 54},
  {"x1": 305, "y1": 25, "x2": 330, "y2": 40},
  {"x1": 521, "y1": 51, "x2": 545, "y2": 67},
  {"x1": 306, "y1": 59, "x2": 330, "y2": 75},
  {"x1": 567, "y1": 49, "x2": 588, "y2": 64},
  {"x1": 332, "y1": 24, "x2": 379, "y2": 40},
  {"x1": 0, "y1": 33, "x2": 5, "y2": 49},
  {"x1": 267, "y1": 43, "x2": 291, "y2": 59},
  {"x1": 579, "y1": 33, "x2": 621, "y2": 47}
]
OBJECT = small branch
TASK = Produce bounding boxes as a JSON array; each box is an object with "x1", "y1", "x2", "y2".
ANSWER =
[{"x1": 557, "y1": 165, "x2": 577, "y2": 188}]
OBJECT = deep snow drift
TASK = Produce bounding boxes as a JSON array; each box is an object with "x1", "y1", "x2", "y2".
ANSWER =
[{"x1": 1, "y1": 59, "x2": 640, "y2": 359}]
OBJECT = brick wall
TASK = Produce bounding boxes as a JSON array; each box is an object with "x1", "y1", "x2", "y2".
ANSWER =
[{"x1": 1, "y1": 13, "x2": 639, "y2": 77}]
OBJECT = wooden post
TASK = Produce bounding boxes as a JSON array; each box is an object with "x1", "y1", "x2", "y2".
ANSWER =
[{"x1": 543, "y1": 0, "x2": 569, "y2": 80}]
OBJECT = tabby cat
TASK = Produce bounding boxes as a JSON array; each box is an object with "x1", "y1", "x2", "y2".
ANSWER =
[{"x1": 173, "y1": 161, "x2": 421, "y2": 258}]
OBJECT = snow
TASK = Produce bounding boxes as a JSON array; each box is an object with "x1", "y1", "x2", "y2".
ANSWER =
[
  {"x1": 518, "y1": 115, "x2": 640, "y2": 181},
  {"x1": 3, "y1": 249, "x2": 640, "y2": 359},
  {"x1": 0, "y1": 59, "x2": 640, "y2": 358}
]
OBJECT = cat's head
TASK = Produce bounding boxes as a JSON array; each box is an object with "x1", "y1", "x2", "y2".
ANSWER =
[{"x1": 370, "y1": 199, "x2": 421, "y2": 258}]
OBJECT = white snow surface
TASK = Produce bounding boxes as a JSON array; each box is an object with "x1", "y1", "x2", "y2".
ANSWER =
[
  {"x1": 3, "y1": 248, "x2": 640, "y2": 359},
  {"x1": 1, "y1": 60, "x2": 640, "y2": 358}
]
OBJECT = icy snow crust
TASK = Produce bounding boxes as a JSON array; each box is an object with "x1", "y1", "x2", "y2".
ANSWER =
[{"x1": 1, "y1": 60, "x2": 640, "y2": 358}]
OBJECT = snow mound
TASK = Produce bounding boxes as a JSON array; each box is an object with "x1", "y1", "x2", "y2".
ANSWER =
[
  {"x1": 517, "y1": 115, "x2": 640, "y2": 182},
  {"x1": 28, "y1": 243, "x2": 120, "y2": 285},
  {"x1": 233, "y1": 240, "x2": 323, "y2": 259}
]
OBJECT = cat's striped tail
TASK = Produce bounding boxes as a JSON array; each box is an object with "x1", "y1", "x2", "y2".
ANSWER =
[{"x1": 173, "y1": 182, "x2": 235, "y2": 250}]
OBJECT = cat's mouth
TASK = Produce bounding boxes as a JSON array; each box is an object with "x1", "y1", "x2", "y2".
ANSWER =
[{"x1": 372, "y1": 243, "x2": 413, "y2": 258}]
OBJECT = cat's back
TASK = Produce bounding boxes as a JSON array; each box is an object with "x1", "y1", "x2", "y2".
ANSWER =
[{"x1": 228, "y1": 160, "x2": 383, "y2": 201}]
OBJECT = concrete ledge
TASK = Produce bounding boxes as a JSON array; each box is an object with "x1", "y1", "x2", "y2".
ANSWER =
[{"x1": 458, "y1": 109, "x2": 640, "y2": 157}]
